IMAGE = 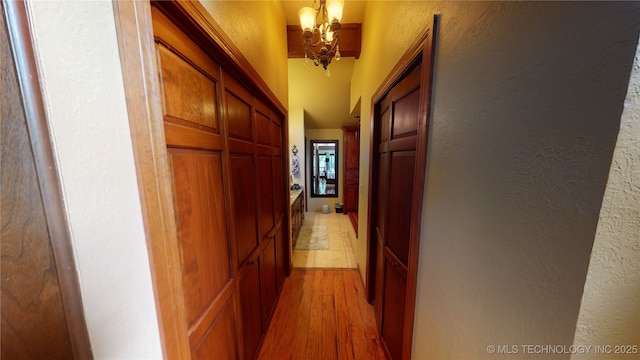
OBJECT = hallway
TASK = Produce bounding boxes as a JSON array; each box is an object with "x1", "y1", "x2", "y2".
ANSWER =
[
  {"x1": 257, "y1": 269, "x2": 387, "y2": 360},
  {"x1": 9, "y1": 1, "x2": 639, "y2": 359}
]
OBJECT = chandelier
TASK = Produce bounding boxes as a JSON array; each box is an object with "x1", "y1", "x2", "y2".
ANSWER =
[{"x1": 298, "y1": 0, "x2": 344, "y2": 76}]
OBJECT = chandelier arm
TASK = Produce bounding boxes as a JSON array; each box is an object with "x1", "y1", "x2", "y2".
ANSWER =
[{"x1": 299, "y1": 0, "x2": 342, "y2": 72}]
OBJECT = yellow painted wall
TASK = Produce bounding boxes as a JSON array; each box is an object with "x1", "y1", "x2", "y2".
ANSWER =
[
  {"x1": 200, "y1": 1, "x2": 289, "y2": 107},
  {"x1": 288, "y1": 107, "x2": 305, "y2": 186},
  {"x1": 350, "y1": 0, "x2": 437, "y2": 290}
]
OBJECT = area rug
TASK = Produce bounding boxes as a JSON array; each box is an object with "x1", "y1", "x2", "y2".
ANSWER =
[{"x1": 294, "y1": 226, "x2": 329, "y2": 250}]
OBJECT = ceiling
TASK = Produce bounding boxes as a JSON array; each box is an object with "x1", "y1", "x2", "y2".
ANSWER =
[
  {"x1": 281, "y1": 0, "x2": 367, "y2": 26},
  {"x1": 283, "y1": 1, "x2": 366, "y2": 129}
]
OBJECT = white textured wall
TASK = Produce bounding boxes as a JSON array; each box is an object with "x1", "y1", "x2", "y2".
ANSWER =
[
  {"x1": 571, "y1": 39, "x2": 640, "y2": 360},
  {"x1": 27, "y1": 1, "x2": 162, "y2": 358}
]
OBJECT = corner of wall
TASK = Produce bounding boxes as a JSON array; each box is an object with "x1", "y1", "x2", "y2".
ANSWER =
[{"x1": 571, "y1": 36, "x2": 640, "y2": 360}]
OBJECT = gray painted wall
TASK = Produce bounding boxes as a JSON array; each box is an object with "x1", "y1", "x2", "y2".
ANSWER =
[{"x1": 412, "y1": 2, "x2": 640, "y2": 359}]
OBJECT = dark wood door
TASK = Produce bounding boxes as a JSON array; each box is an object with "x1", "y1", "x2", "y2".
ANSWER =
[
  {"x1": 1, "y1": 5, "x2": 91, "y2": 358},
  {"x1": 256, "y1": 102, "x2": 277, "y2": 329},
  {"x1": 224, "y1": 68, "x2": 287, "y2": 359},
  {"x1": 238, "y1": 253, "x2": 262, "y2": 360},
  {"x1": 343, "y1": 125, "x2": 360, "y2": 215},
  {"x1": 153, "y1": 9, "x2": 238, "y2": 359},
  {"x1": 368, "y1": 21, "x2": 436, "y2": 360},
  {"x1": 272, "y1": 154, "x2": 288, "y2": 292},
  {"x1": 223, "y1": 70, "x2": 264, "y2": 360},
  {"x1": 373, "y1": 64, "x2": 422, "y2": 360}
]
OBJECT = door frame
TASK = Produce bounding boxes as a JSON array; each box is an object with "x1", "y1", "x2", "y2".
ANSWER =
[
  {"x1": 3, "y1": 2, "x2": 92, "y2": 358},
  {"x1": 365, "y1": 16, "x2": 438, "y2": 359},
  {"x1": 112, "y1": 2, "x2": 290, "y2": 358}
]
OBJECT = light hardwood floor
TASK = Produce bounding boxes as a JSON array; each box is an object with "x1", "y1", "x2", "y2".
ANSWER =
[
  {"x1": 257, "y1": 269, "x2": 388, "y2": 360},
  {"x1": 292, "y1": 211, "x2": 358, "y2": 268}
]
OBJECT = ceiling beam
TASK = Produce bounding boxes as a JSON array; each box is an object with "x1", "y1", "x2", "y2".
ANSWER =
[{"x1": 287, "y1": 23, "x2": 361, "y2": 59}]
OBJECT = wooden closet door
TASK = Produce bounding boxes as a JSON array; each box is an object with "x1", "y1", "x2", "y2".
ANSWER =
[
  {"x1": 223, "y1": 70, "x2": 263, "y2": 360},
  {"x1": 255, "y1": 100, "x2": 287, "y2": 331},
  {"x1": 373, "y1": 65, "x2": 422, "y2": 360},
  {"x1": 343, "y1": 125, "x2": 360, "y2": 214},
  {"x1": 152, "y1": 9, "x2": 238, "y2": 359},
  {"x1": 271, "y1": 135, "x2": 288, "y2": 291}
]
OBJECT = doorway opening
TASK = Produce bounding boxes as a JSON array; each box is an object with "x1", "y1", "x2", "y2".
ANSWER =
[{"x1": 310, "y1": 140, "x2": 339, "y2": 197}]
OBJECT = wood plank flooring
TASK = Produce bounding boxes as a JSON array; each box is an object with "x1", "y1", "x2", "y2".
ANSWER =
[{"x1": 257, "y1": 269, "x2": 388, "y2": 360}]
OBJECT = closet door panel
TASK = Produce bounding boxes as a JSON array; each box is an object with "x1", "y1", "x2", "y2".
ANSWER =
[
  {"x1": 260, "y1": 237, "x2": 278, "y2": 328},
  {"x1": 274, "y1": 223, "x2": 287, "y2": 290},
  {"x1": 381, "y1": 258, "x2": 407, "y2": 360},
  {"x1": 270, "y1": 117, "x2": 282, "y2": 149},
  {"x1": 342, "y1": 126, "x2": 360, "y2": 214},
  {"x1": 390, "y1": 90, "x2": 420, "y2": 140},
  {"x1": 230, "y1": 155, "x2": 258, "y2": 266},
  {"x1": 224, "y1": 73, "x2": 253, "y2": 143},
  {"x1": 272, "y1": 156, "x2": 284, "y2": 224},
  {"x1": 255, "y1": 110, "x2": 271, "y2": 147},
  {"x1": 344, "y1": 188, "x2": 358, "y2": 213},
  {"x1": 191, "y1": 295, "x2": 237, "y2": 360},
  {"x1": 169, "y1": 150, "x2": 232, "y2": 325},
  {"x1": 239, "y1": 256, "x2": 262, "y2": 360},
  {"x1": 226, "y1": 93, "x2": 252, "y2": 142},
  {"x1": 386, "y1": 151, "x2": 415, "y2": 266},
  {"x1": 376, "y1": 153, "x2": 389, "y2": 237},
  {"x1": 157, "y1": 45, "x2": 219, "y2": 131},
  {"x1": 257, "y1": 156, "x2": 275, "y2": 240}
]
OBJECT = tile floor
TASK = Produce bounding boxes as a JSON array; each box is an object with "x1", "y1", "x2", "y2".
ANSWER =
[{"x1": 292, "y1": 210, "x2": 358, "y2": 268}]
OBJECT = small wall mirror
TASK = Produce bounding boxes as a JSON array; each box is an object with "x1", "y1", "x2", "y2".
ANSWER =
[{"x1": 310, "y1": 140, "x2": 338, "y2": 197}]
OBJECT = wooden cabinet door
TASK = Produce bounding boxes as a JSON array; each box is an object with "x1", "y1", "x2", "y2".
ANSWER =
[
  {"x1": 373, "y1": 65, "x2": 422, "y2": 360},
  {"x1": 274, "y1": 220, "x2": 288, "y2": 291},
  {"x1": 153, "y1": 8, "x2": 238, "y2": 359},
  {"x1": 343, "y1": 125, "x2": 360, "y2": 214},
  {"x1": 260, "y1": 237, "x2": 278, "y2": 328},
  {"x1": 128, "y1": 3, "x2": 291, "y2": 358},
  {"x1": 230, "y1": 154, "x2": 259, "y2": 266},
  {"x1": 238, "y1": 254, "x2": 262, "y2": 360},
  {"x1": 272, "y1": 154, "x2": 288, "y2": 291},
  {"x1": 224, "y1": 71, "x2": 289, "y2": 359}
]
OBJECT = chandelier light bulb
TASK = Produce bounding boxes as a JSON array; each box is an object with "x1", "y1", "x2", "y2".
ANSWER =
[
  {"x1": 298, "y1": 6, "x2": 316, "y2": 31},
  {"x1": 326, "y1": 28, "x2": 334, "y2": 42},
  {"x1": 326, "y1": 0, "x2": 344, "y2": 22},
  {"x1": 335, "y1": 46, "x2": 341, "y2": 61}
]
